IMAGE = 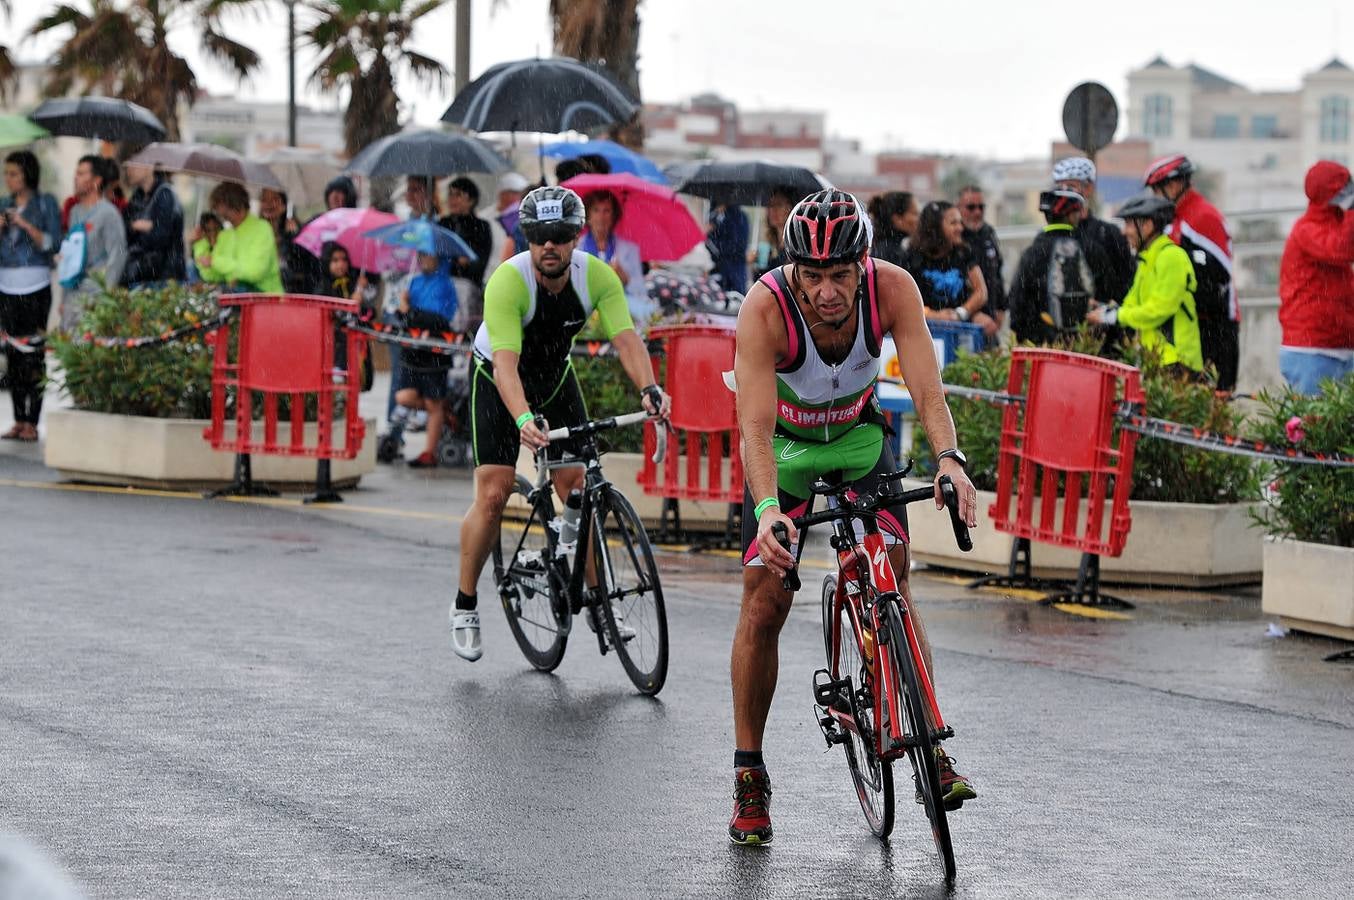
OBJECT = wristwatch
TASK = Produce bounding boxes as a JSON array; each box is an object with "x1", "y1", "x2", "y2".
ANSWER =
[{"x1": 937, "y1": 448, "x2": 968, "y2": 469}]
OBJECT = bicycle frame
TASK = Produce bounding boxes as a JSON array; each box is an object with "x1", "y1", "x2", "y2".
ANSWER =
[{"x1": 820, "y1": 512, "x2": 947, "y2": 762}]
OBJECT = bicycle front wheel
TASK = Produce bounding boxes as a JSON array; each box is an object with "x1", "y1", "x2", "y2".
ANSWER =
[
  {"x1": 829, "y1": 584, "x2": 894, "y2": 838},
  {"x1": 492, "y1": 476, "x2": 569, "y2": 671},
  {"x1": 592, "y1": 486, "x2": 668, "y2": 695},
  {"x1": 885, "y1": 598, "x2": 956, "y2": 882}
]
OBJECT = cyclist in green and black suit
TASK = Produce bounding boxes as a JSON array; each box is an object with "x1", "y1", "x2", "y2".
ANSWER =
[{"x1": 451, "y1": 186, "x2": 670, "y2": 662}]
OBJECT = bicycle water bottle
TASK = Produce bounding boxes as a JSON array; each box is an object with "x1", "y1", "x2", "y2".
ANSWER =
[{"x1": 559, "y1": 490, "x2": 583, "y2": 547}]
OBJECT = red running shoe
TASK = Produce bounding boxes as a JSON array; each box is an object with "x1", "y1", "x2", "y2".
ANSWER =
[
  {"x1": 728, "y1": 767, "x2": 773, "y2": 845},
  {"x1": 407, "y1": 451, "x2": 437, "y2": 468}
]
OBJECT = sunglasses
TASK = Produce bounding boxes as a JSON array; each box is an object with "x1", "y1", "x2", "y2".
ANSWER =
[
  {"x1": 523, "y1": 222, "x2": 581, "y2": 246},
  {"x1": 963, "y1": 203, "x2": 985, "y2": 212}
]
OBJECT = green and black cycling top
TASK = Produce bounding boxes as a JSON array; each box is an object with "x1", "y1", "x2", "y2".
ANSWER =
[{"x1": 472, "y1": 248, "x2": 635, "y2": 401}]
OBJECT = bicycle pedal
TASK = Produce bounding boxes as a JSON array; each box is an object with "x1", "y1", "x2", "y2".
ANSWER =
[
  {"x1": 813, "y1": 705, "x2": 848, "y2": 747},
  {"x1": 811, "y1": 669, "x2": 852, "y2": 710}
]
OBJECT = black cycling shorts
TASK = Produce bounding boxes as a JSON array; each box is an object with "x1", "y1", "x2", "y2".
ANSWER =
[{"x1": 471, "y1": 358, "x2": 589, "y2": 467}]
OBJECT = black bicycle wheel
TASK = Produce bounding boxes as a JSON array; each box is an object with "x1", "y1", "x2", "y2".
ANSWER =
[
  {"x1": 830, "y1": 587, "x2": 894, "y2": 838},
  {"x1": 885, "y1": 598, "x2": 956, "y2": 882},
  {"x1": 821, "y1": 574, "x2": 837, "y2": 661},
  {"x1": 492, "y1": 476, "x2": 569, "y2": 671},
  {"x1": 591, "y1": 486, "x2": 668, "y2": 695}
]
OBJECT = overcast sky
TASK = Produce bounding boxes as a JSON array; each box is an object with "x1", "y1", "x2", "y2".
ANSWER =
[{"x1": 10, "y1": 0, "x2": 1354, "y2": 159}]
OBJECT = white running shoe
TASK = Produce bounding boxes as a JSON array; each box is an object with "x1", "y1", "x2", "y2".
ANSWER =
[
  {"x1": 449, "y1": 608, "x2": 482, "y2": 661},
  {"x1": 586, "y1": 603, "x2": 637, "y2": 645}
]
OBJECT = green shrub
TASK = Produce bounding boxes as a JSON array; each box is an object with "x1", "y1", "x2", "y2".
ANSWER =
[
  {"x1": 915, "y1": 336, "x2": 1259, "y2": 504},
  {"x1": 1250, "y1": 377, "x2": 1354, "y2": 547},
  {"x1": 571, "y1": 355, "x2": 645, "y2": 454},
  {"x1": 50, "y1": 282, "x2": 218, "y2": 419}
]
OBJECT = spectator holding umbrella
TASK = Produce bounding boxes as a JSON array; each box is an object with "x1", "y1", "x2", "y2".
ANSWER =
[
  {"x1": 1, "y1": 150, "x2": 61, "y2": 441},
  {"x1": 121, "y1": 161, "x2": 186, "y2": 289},
  {"x1": 438, "y1": 176, "x2": 493, "y2": 285},
  {"x1": 59, "y1": 155, "x2": 127, "y2": 331},
  {"x1": 581, "y1": 188, "x2": 648, "y2": 321},
  {"x1": 706, "y1": 201, "x2": 749, "y2": 294},
  {"x1": 405, "y1": 176, "x2": 438, "y2": 220},
  {"x1": 751, "y1": 187, "x2": 793, "y2": 279},
  {"x1": 393, "y1": 251, "x2": 459, "y2": 468},
  {"x1": 195, "y1": 182, "x2": 281, "y2": 294},
  {"x1": 1277, "y1": 160, "x2": 1354, "y2": 394}
]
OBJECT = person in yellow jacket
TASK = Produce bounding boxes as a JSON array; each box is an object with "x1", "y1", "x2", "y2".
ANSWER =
[
  {"x1": 195, "y1": 181, "x2": 283, "y2": 293},
  {"x1": 1088, "y1": 194, "x2": 1203, "y2": 375}
]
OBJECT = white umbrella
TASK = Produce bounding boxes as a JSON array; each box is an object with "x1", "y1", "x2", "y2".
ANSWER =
[{"x1": 260, "y1": 147, "x2": 342, "y2": 216}]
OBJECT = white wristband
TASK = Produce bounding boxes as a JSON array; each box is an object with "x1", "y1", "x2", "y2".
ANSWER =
[{"x1": 955, "y1": 306, "x2": 970, "y2": 322}]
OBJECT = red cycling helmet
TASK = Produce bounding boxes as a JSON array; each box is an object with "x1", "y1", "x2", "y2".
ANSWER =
[
  {"x1": 1144, "y1": 154, "x2": 1195, "y2": 187},
  {"x1": 1038, "y1": 188, "x2": 1085, "y2": 217},
  {"x1": 783, "y1": 189, "x2": 870, "y2": 267}
]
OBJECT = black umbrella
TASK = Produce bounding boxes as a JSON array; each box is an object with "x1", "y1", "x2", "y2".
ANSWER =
[
  {"x1": 442, "y1": 57, "x2": 638, "y2": 134},
  {"x1": 668, "y1": 160, "x2": 826, "y2": 207},
  {"x1": 30, "y1": 97, "x2": 166, "y2": 143},
  {"x1": 344, "y1": 129, "x2": 509, "y2": 177}
]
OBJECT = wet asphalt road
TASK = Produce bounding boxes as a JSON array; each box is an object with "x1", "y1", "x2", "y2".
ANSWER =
[{"x1": 2, "y1": 444, "x2": 1352, "y2": 899}]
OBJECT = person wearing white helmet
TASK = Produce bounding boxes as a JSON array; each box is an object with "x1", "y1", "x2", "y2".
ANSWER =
[{"x1": 1052, "y1": 156, "x2": 1134, "y2": 307}]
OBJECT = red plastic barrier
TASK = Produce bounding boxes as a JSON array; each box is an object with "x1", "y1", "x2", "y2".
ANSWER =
[
  {"x1": 203, "y1": 293, "x2": 367, "y2": 461},
  {"x1": 989, "y1": 348, "x2": 1143, "y2": 558},
  {"x1": 637, "y1": 325, "x2": 742, "y2": 540}
]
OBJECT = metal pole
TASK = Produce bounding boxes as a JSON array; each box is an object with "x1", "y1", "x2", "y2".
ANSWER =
[
  {"x1": 287, "y1": 0, "x2": 298, "y2": 147},
  {"x1": 454, "y1": 0, "x2": 471, "y2": 92}
]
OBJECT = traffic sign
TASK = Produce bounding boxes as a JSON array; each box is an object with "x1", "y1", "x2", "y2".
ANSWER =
[{"x1": 1062, "y1": 82, "x2": 1119, "y2": 159}]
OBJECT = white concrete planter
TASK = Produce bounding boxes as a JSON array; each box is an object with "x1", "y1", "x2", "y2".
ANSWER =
[
  {"x1": 508, "y1": 450, "x2": 735, "y2": 530},
  {"x1": 902, "y1": 479, "x2": 1263, "y2": 588},
  {"x1": 1261, "y1": 537, "x2": 1354, "y2": 642},
  {"x1": 44, "y1": 408, "x2": 376, "y2": 490}
]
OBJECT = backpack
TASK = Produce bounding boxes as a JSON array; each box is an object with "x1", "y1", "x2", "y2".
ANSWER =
[{"x1": 1043, "y1": 233, "x2": 1095, "y2": 330}]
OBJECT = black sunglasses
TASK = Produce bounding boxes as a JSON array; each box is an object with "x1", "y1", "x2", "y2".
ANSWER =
[
  {"x1": 963, "y1": 203, "x2": 985, "y2": 212},
  {"x1": 523, "y1": 222, "x2": 580, "y2": 246}
]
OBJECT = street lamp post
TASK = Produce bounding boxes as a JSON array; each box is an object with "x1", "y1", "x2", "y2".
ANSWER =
[{"x1": 286, "y1": 0, "x2": 297, "y2": 147}]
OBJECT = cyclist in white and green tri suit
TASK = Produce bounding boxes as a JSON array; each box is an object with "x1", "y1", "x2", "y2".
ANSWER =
[
  {"x1": 451, "y1": 187, "x2": 670, "y2": 662},
  {"x1": 728, "y1": 190, "x2": 980, "y2": 846}
]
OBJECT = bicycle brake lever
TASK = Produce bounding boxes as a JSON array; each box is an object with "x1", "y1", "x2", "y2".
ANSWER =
[{"x1": 770, "y1": 522, "x2": 801, "y2": 592}]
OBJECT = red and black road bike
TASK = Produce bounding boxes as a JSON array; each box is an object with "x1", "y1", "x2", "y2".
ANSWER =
[{"x1": 774, "y1": 465, "x2": 972, "y2": 882}]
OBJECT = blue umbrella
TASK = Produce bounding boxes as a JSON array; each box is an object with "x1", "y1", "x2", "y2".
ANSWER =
[
  {"x1": 542, "y1": 139, "x2": 667, "y2": 184},
  {"x1": 362, "y1": 219, "x2": 478, "y2": 262}
]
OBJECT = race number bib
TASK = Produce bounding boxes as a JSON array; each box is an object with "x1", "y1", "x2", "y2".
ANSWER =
[{"x1": 535, "y1": 199, "x2": 563, "y2": 221}]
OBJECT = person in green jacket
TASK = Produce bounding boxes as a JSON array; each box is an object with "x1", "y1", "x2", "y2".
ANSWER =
[
  {"x1": 196, "y1": 181, "x2": 282, "y2": 293},
  {"x1": 1088, "y1": 194, "x2": 1203, "y2": 375}
]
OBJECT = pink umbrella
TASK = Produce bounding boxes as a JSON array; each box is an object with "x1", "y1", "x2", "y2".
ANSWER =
[
  {"x1": 295, "y1": 208, "x2": 412, "y2": 273},
  {"x1": 561, "y1": 173, "x2": 703, "y2": 262}
]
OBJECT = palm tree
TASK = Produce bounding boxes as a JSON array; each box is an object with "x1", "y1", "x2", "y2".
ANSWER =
[
  {"x1": 0, "y1": 1, "x2": 18, "y2": 104},
  {"x1": 303, "y1": 0, "x2": 450, "y2": 159},
  {"x1": 549, "y1": 0, "x2": 642, "y2": 146},
  {"x1": 28, "y1": 0, "x2": 261, "y2": 142}
]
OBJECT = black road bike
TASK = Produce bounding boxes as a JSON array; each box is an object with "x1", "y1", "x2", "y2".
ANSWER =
[{"x1": 492, "y1": 411, "x2": 670, "y2": 695}]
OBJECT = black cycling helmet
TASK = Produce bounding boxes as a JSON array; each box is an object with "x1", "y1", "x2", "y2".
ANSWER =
[
  {"x1": 518, "y1": 185, "x2": 585, "y2": 244},
  {"x1": 1038, "y1": 188, "x2": 1085, "y2": 218},
  {"x1": 1118, "y1": 194, "x2": 1176, "y2": 229},
  {"x1": 783, "y1": 189, "x2": 871, "y2": 267}
]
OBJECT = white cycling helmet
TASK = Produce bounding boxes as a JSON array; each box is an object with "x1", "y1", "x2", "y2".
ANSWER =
[{"x1": 1052, "y1": 156, "x2": 1097, "y2": 184}]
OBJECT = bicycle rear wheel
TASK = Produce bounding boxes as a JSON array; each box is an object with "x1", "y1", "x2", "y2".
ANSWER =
[
  {"x1": 492, "y1": 476, "x2": 569, "y2": 671},
  {"x1": 826, "y1": 586, "x2": 894, "y2": 838},
  {"x1": 592, "y1": 486, "x2": 668, "y2": 695},
  {"x1": 885, "y1": 598, "x2": 956, "y2": 882}
]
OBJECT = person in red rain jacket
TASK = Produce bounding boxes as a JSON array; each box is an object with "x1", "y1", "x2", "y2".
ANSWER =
[{"x1": 1277, "y1": 160, "x2": 1354, "y2": 395}]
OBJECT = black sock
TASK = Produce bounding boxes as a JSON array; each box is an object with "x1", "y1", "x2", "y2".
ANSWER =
[
  {"x1": 455, "y1": 590, "x2": 477, "y2": 611},
  {"x1": 734, "y1": 750, "x2": 764, "y2": 770}
]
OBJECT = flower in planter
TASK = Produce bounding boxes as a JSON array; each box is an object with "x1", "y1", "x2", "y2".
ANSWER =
[{"x1": 1285, "y1": 415, "x2": 1305, "y2": 444}]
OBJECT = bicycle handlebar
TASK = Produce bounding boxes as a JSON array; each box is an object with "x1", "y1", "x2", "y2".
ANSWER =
[
  {"x1": 770, "y1": 474, "x2": 972, "y2": 592},
  {"x1": 542, "y1": 410, "x2": 668, "y2": 464}
]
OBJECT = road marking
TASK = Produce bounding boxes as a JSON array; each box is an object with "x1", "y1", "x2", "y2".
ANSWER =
[{"x1": 1050, "y1": 602, "x2": 1134, "y2": 621}]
